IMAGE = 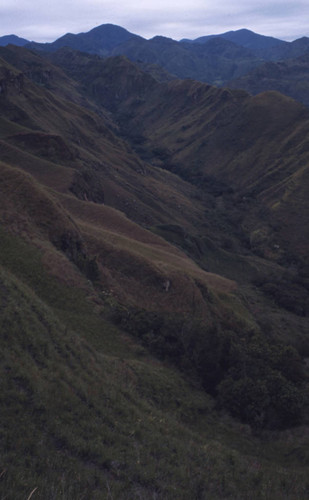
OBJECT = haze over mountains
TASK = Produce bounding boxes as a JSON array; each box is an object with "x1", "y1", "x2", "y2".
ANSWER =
[
  {"x1": 0, "y1": 22, "x2": 309, "y2": 499},
  {"x1": 2, "y1": 23, "x2": 309, "y2": 105}
]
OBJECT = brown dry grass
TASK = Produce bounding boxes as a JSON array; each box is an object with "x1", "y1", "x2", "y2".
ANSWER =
[
  {"x1": 63, "y1": 189, "x2": 236, "y2": 292},
  {"x1": 0, "y1": 157, "x2": 235, "y2": 318},
  {"x1": 58, "y1": 193, "x2": 184, "y2": 254},
  {"x1": 117, "y1": 76, "x2": 309, "y2": 262},
  {"x1": 73, "y1": 208, "x2": 236, "y2": 314},
  {"x1": 0, "y1": 139, "x2": 75, "y2": 192},
  {"x1": 0, "y1": 161, "x2": 79, "y2": 243}
]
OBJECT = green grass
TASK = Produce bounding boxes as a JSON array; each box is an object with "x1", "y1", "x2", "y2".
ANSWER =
[
  {"x1": 0, "y1": 225, "x2": 137, "y2": 358},
  {"x1": 1, "y1": 226, "x2": 309, "y2": 499},
  {"x1": 0, "y1": 116, "x2": 30, "y2": 139}
]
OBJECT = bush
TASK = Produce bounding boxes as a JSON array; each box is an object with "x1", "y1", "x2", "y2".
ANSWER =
[
  {"x1": 217, "y1": 335, "x2": 307, "y2": 429},
  {"x1": 112, "y1": 305, "x2": 307, "y2": 430},
  {"x1": 218, "y1": 372, "x2": 306, "y2": 430}
]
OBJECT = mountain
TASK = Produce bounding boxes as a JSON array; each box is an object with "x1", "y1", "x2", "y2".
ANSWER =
[
  {"x1": 26, "y1": 26, "x2": 263, "y2": 84},
  {"x1": 111, "y1": 35, "x2": 263, "y2": 84},
  {"x1": 0, "y1": 34, "x2": 29, "y2": 46},
  {"x1": 26, "y1": 26, "x2": 262, "y2": 84},
  {"x1": 1, "y1": 25, "x2": 309, "y2": 94},
  {"x1": 1, "y1": 45, "x2": 309, "y2": 498},
  {"x1": 253, "y1": 36, "x2": 309, "y2": 61},
  {"x1": 182, "y1": 30, "x2": 309, "y2": 63},
  {"x1": 15, "y1": 24, "x2": 309, "y2": 90},
  {"x1": 26, "y1": 23, "x2": 141, "y2": 55},
  {"x1": 49, "y1": 48, "x2": 309, "y2": 266},
  {"x1": 228, "y1": 52, "x2": 309, "y2": 107},
  {"x1": 181, "y1": 28, "x2": 286, "y2": 50}
]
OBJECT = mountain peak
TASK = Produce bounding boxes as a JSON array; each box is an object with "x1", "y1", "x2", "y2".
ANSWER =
[
  {"x1": 0, "y1": 34, "x2": 30, "y2": 47},
  {"x1": 150, "y1": 35, "x2": 175, "y2": 43},
  {"x1": 26, "y1": 23, "x2": 141, "y2": 55},
  {"x1": 184, "y1": 28, "x2": 285, "y2": 50}
]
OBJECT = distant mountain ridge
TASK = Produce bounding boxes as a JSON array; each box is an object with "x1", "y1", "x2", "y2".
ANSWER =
[
  {"x1": 181, "y1": 28, "x2": 286, "y2": 50},
  {"x1": 1, "y1": 24, "x2": 309, "y2": 89},
  {"x1": 0, "y1": 34, "x2": 29, "y2": 46},
  {"x1": 26, "y1": 23, "x2": 141, "y2": 56},
  {"x1": 110, "y1": 35, "x2": 261, "y2": 84},
  {"x1": 24, "y1": 24, "x2": 309, "y2": 90},
  {"x1": 228, "y1": 52, "x2": 309, "y2": 107}
]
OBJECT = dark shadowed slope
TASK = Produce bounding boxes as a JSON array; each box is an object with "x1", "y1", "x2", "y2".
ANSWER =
[{"x1": 228, "y1": 52, "x2": 309, "y2": 107}]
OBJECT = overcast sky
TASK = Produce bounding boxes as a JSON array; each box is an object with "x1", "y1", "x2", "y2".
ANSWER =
[{"x1": 1, "y1": 0, "x2": 308, "y2": 42}]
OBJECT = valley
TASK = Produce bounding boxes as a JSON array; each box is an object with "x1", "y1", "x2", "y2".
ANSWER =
[{"x1": 0, "y1": 33, "x2": 308, "y2": 499}]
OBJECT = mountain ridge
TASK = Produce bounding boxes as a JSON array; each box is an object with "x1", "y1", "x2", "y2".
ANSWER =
[
  {"x1": 0, "y1": 34, "x2": 29, "y2": 46},
  {"x1": 2, "y1": 24, "x2": 309, "y2": 92},
  {"x1": 26, "y1": 23, "x2": 141, "y2": 56},
  {"x1": 227, "y1": 52, "x2": 309, "y2": 107},
  {"x1": 180, "y1": 28, "x2": 286, "y2": 50}
]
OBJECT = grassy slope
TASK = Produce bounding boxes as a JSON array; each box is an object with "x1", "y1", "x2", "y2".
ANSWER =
[
  {"x1": 0, "y1": 47, "x2": 309, "y2": 498},
  {"x1": 127, "y1": 83, "x2": 309, "y2": 259},
  {"x1": 48, "y1": 52, "x2": 309, "y2": 348},
  {"x1": 0, "y1": 48, "x2": 239, "y2": 310},
  {"x1": 49, "y1": 52, "x2": 309, "y2": 264},
  {"x1": 1, "y1": 228, "x2": 309, "y2": 500},
  {"x1": 0, "y1": 50, "x2": 212, "y2": 231}
]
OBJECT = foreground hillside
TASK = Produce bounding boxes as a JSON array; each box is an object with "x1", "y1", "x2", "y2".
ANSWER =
[
  {"x1": 1, "y1": 231, "x2": 309, "y2": 499},
  {"x1": 0, "y1": 46, "x2": 309, "y2": 498}
]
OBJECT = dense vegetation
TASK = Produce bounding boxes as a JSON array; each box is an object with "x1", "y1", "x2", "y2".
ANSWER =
[{"x1": 114, "y1": 306, "x2": 307, "y2": 430}]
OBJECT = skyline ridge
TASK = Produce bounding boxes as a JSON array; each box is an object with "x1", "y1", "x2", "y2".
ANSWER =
[{"x1": 1, "y1": 23, "x2": 308, "y2": 45}]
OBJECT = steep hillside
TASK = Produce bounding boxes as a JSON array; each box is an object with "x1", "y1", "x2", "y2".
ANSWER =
[
  {"x1": 51, "y1": 51, "x2": 309, "y2": 267},
  {"x1": 1, "y1": 228, "x2": 309, "y2": 499},
  {"x1": 0, "y1": 47, "x2": 204, "y2": 227},
  {"x1": 133, "y1": 85, "x2": 309, "y2": 264},
  {"x1": 228, "y1": 53, "x2": 309, "y2": 107},
  {"x1": 49, "y1": 51, "x2": 309, "y2": 343},
  {"x1": 1, "y1": 46, "x2": 309, "y2": 499},
  {"x1": 0, "y1": 46, "x2": 246, "y2": 318}
]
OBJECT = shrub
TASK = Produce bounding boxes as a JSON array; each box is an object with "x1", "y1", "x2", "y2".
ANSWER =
[{"x1": 112, "y1": 305, "x2": 307, "y2": 430}]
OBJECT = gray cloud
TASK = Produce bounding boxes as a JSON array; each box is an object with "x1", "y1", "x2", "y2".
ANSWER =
[{"x1": 0, "y1": 0, "x2": 308, "y2": 42}]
